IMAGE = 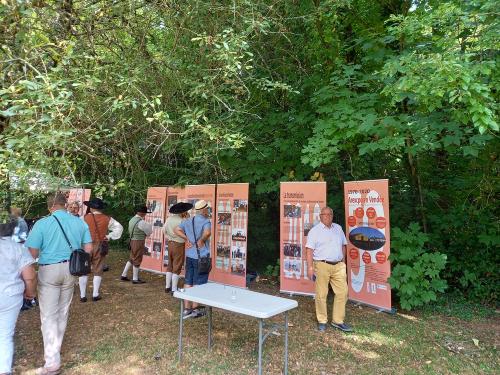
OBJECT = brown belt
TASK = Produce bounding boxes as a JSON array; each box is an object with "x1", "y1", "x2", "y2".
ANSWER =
[{"x1": 316, "y1": 259, "x2": 341, "y2": 266}]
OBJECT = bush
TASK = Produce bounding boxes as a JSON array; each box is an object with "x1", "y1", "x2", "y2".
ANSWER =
[
  {"x1": 389, "y1": 223, "x2": 448, "y2": 310},
  {"x1": 263, "y1": 259, "x2": 280, "y2": 278}
]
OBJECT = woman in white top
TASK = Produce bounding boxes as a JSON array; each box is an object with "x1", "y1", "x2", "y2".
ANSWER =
[{"x1": 0, "y1": 212, "x2": 37, "y2": 375}]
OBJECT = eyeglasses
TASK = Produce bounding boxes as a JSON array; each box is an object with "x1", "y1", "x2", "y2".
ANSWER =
[{"x1": 320, "y1": 213, "x2": 333, "y2": 216}]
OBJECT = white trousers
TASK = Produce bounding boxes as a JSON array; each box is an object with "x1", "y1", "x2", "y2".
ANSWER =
[
  {"x1": 0, "y1": 294, "x2": 22, "y2": 373},
  {"x1": 38, "y1": 262, "x2": 76, "y2": 369}
]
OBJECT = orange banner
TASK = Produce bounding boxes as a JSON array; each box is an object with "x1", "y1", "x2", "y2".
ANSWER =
[
  {"x1": 211, "y1": 183, "x2": 249, "y2": 287},
  {"x1": 344, "y1": 179, "x2": 391, "y2": 311},
  {"x1": 67, "y1": 189, "x2": 92, "y2": 217},
  {"x1": 142, "y1": 187, "x2": 168, "y2": 273},
  {"x1": 280, "y1": 182, "x2": 326, "y2": 295}
]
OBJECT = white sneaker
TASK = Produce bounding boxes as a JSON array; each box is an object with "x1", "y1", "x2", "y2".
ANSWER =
[{"x1": 182, "y1": 309, "x2": 195, "y2": 320}]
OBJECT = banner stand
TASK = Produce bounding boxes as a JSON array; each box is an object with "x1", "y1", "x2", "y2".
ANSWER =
[{"x1": 349, "y1": 300, "x2": 397, "y2": 315}]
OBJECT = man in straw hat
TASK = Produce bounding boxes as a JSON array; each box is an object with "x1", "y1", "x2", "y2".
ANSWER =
[
  {"x1": 26, "y1": 192, "x2": 92, "y2": 374},
  {"x1": 121, "y1": 205, "x2": 153, "y2": 284},
  {"x1": 78, "y1": 198, "x2": 123, "y2": 302},
  {"x1": 175, "y1": 199, "x2": 212, "y2": 319},
  {"x1": 163, "y1": 202, "x2": 192, "y2": 294}
]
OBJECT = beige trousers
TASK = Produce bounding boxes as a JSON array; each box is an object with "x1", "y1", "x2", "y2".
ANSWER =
[
  {"x1": 314, "y1": 261, "x2": 348, "y2": 324},
  {"x1": 38, "y1": 262, "x2": 76, "y2": 369}
]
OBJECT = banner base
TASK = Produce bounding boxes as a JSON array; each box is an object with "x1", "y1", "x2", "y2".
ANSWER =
[
  {"x1": 279, "y1": 289, "x2": 314, "y2": 297},
  {"x1": 349, "y1": 299, "x2": 396, "y2": 314}
]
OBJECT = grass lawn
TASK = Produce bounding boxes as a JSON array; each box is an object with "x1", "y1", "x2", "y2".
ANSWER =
[{"x1": 14, "y1": 251, "x2": 498, "y2": 374}]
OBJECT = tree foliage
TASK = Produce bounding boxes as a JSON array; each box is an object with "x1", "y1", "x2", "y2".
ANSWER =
[{"x1": 1, "y1": 0, "x2": 498, "y2": 305}]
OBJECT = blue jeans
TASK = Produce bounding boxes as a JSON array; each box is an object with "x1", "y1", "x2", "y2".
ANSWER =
[
  {"x1": 184, "y1": 257, "x2": 209, "y2": 286},
  {"x1": 0, "y1": 294, "x2": 22, "y2": 373}
]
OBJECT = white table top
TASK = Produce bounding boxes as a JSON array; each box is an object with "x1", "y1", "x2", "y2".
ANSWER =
[{"x1": 174, "y1": 283, "x2": 298, "y2": 319}]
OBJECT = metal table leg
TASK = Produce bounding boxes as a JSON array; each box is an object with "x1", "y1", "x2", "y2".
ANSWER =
[
  {"x1": 208, "y1": 306, "x2": 213, "y2": 349},
  {"x1": 284, "y1": 312, "x2": 289, "y2": 375},
  {"x1": 258, "y1": 318, "x2": 263, "y2": 375},
  {"x1": 178, "y1": 300, "x2": 184, "y2": 362}
]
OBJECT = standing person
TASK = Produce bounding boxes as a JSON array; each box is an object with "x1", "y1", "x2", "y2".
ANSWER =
[
  {"x1": 10, "y1": 207, "x2": 29, "y2": 244},
  {"x1": 163, "y1": 202, "x2": 192, "y2": 294},
  {"x1": 67, "y1": 201, "x2": 81, "y2": 217},
  {"x1": 78, "y1": 198, "x2": 123, "y2": 302},
  {"x1": 174, "y1": 200, "x2": 212, "y2": 319},
  {"x1": 0, "y1": 211, "x2": 37, "y2": 375},
  {"x1": 26, "y1": 193, "x2": 92, "y2": 374},
  {"x1": 120, "y1": 205, "x2": 152, "y2": 284},
  {"x1": 305, "y1": 207, "x2": 353, "y2": 333}
]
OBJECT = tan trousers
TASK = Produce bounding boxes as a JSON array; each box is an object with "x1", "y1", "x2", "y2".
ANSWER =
[
  {"x1": 130, "y1": 239, "x2": 145, "y2": 267},
  {"x1": 166, "y1": 240, "x2": 185, "y2": 274},
  {"x1": 38, "y1": 262, "x2": 76, "y2": 369},
  {"x1": 314, "y1": 261, "x2": 348, "y2": 324}
]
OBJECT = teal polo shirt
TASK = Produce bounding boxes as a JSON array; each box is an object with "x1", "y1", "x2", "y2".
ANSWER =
[{"x1": 26, "y1": 209, "x2": 92, "y2": 265}]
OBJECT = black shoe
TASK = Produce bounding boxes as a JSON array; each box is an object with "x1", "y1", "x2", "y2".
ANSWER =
[
  {"x1": 103, "y1": 265, "x2": 110, "y2": 272},
  {"x1": 21, "y1": 299, "x2": 32, "y2": 311},
  {"x1": 92, "y1": 295, "x2": 102, "y2": 302},
  {"x1": 80, "y1": 297, "x2": 88, "y2": 303},
  {"x1": 132, "y1": 279, "x2": 146, "y2": 284},
  {"x1": 120, "y1": 276, "x2": 130, "y2": 282},
  {"x1": 165, "y1": 287, "x2": 171, "y2": 293}
]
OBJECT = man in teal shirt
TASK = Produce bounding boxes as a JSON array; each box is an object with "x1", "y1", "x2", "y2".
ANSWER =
[{"x1": 26, "y1": 193, "x2": 92, "y2": 375}]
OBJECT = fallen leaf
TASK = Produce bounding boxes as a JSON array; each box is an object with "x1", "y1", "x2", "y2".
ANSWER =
[{"x1": 472, "y1": 338, "x2": 479, "y2": 347}]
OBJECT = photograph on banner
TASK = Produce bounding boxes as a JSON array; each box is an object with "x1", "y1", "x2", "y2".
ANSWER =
[
  {"x1": 211, "y1": 183, "x2": 249, "y2": 287},
  {"x1": 67, "y1": 189, "x2": 92, "y2": 217},
  {"x1": 280, "y1": 182, "x2": 326, "y2": 295},
  {"x1": 344, "y1": 179, "x2": 391, "y2": 311},
  {"x1": 142, "y1": 187, "x2": 167, "y2": 273}
]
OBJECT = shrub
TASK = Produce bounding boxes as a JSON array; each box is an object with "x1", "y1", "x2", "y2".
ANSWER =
[{"x1": 389, "y1": 223, "x2": 448, "y2": 310}]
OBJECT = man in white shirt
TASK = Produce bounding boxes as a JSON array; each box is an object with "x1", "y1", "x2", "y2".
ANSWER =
[{"x1": 306, "y1": 207, "x2": 353, "y2": 333}]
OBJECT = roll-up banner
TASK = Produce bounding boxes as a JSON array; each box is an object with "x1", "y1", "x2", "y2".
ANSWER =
[
  {"x1": 164, "y1": 185, "x2": 216, "y2": 275},
  {"x1": 142, "y1": 187, "x2": 168, "y2": 273},
  {"x1": 280, "y1": 182, "x2": 327, "y2": 295},
  {"x1": 344, "y1": 179, "x2": 392, "y2": 311},
  {"x1": 212, "y1": 183, "x2": 249, "y2": 288},
  {"x1": 67, "y1": 188, "x2": 92, "y2": 217}
]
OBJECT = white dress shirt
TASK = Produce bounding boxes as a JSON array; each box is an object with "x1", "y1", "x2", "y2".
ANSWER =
[
  {"x1": 91, "y1": 212, "x2": 124, "y2": 240},
  {"x1": 305, "y1": 222, "x2": 347, "y2": 262}
]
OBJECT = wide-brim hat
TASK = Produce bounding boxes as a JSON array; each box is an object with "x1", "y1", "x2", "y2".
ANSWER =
[
  {"x1": 169, "y1": 202, "x2": 193, "y2": 214},
  {"x1": 194, "y1": 199, "x2": 208, "y2": 210},
  {"x1": 83, "y1": 198, "x2": 106, "y2": 210},
  {"x1": 135, "y1": 205, "x2": 152, "y2": 214}
]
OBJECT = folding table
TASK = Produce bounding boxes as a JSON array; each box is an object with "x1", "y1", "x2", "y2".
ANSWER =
[{"x1": 174, "y1": 283, "x2": 298, "y2": 375}]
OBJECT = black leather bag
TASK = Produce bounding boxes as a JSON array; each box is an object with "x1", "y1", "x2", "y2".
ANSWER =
[
  {"x1": 192, "y1": 218, "x2": 212, "y2": 274},
  {"x1": 53, "y1": 215, "x2": 91, "y2": 276}
]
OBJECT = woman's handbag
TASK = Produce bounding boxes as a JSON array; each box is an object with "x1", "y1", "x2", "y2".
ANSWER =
[
  {"x1": 192, "y1": 218, "x2": 212, "y2": 274},
  {"x1": 53, "y1": 215, "x2": 91, "y2": 276},
  {"x1": 90, "y1": 213, "x2": 109, "y2": 256}
]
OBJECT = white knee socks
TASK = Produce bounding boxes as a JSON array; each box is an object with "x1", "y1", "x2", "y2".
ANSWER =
[
  {"x1": 79, "y1": 276, "x2": 88, "y2": 298},
  {"x1": 132, "y1": 266, "x2": 139, "y2": 281},
  {"x1": 122, "y1": 261, "x2": 132, "y2": 277},
  {"x1": 93, "y1": 276, "x2": 102, "y2": 297},
  {"x1": 165, "y1": 272, "x2": 173, "y2": 289},
  {"x1": 172, "y1": 274, "x2": 180, "y2": 292}
]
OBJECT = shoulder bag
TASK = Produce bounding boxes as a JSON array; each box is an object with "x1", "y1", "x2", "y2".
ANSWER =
[
  {"x1": 192, "y1": 217, "x2": 212, "y2": 274},
  {"x1": 90, "y1": 213, "x2": 109, "y2": 256},
  {"x1": 127, "y1": 217, "x2": 140, "y2": 251},
  {"x1": 53, "y1": 215, "x2": 91, "y2": 276}
]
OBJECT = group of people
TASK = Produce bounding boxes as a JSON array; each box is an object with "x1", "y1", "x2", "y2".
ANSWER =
[{"x1": 0, "y1": 192, "x2": 352, "y2": 375}]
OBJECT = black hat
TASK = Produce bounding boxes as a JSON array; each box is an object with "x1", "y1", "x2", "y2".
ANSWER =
[
  {"x1": 135, "y1": 205, "x2": 151, "y2": 214},
  {"x1": 169, "y1": 202, "x2": 193, "y2": 214},
  {"x1": 83, "y1": 198, "x2": 106, "y2": 210}
]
